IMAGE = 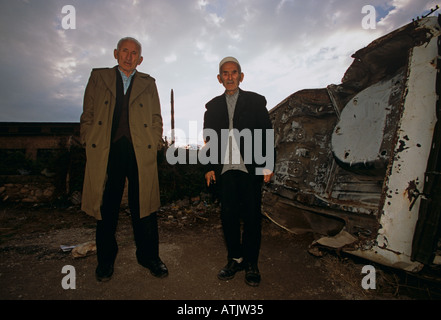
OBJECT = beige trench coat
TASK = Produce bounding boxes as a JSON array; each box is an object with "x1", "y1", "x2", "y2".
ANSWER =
[{"x1": 80, "y1": 66, "x2": 163, "y2": 220}]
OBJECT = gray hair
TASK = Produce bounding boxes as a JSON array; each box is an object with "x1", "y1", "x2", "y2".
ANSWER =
[{"x1": 116, "y1": 37, "x2": 142, "y2": 56}]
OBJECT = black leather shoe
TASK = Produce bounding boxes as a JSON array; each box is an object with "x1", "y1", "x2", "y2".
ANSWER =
[
  {"x1": 95, "y1": 263, "x2": 114, "y2": 282},
  {"x1": 217, "y1": 259, "x2": 244, "y2": 281},
  {"x1": 140, "y1": 258, "x2": 169, "y2": 278},
  {"x1": 245, "y1": 263, "x2": 261, "y2": 287}
]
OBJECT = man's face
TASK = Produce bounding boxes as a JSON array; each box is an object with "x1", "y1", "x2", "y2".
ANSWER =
[
  {"x1": 217, "y1": 62, "x2": 244, "y2": 94},
  {"x1": 114, "y1": 40, "x2": 143, "y2": 76}
]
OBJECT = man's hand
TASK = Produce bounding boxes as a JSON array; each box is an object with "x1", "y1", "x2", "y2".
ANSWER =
[
  {"x1": 205, "y1": 171, "x2": 216, "y2": 186},
  {"x1": 262, "y1": 169, "x2": 274, "y2": 183}
]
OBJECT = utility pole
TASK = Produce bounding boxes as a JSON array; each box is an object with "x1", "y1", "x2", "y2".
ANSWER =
[{"x1": 171, "y1": 89, "x2": 175, "y2": 145}]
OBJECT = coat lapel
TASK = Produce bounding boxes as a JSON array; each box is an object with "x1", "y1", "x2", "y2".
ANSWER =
[
  {"x1": 130, "y1": 72, "x2": 150, "y2": 105},
  {"x1": 217, "y1": 94, "x2": 229, "y2": 127},
  {"x1": 233, "y1": 89, "x2": 246, "y2": 125},
  {"x1": 100, "y1": 66, "x2": 117, "y2": 98},
  {"x1": 235, "y1": 89, "x2": 246, "y2": 112},
  {"x1": 98, "y1": 66, "x2": 149, "y2": 103}
]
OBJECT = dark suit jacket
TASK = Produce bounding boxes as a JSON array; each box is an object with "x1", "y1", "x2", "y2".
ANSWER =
[{"x1": 203, "y1": 88, "x2": 274, "y2": 177}]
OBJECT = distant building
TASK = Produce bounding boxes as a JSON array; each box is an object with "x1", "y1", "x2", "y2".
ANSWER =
[{"x1": 0, "y1": 122, "x2": 80, "y2": 161}]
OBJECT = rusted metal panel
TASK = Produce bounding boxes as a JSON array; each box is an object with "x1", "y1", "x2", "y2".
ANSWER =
[{"x1": 263, "y1": 16, "x2": 441, "y2": 272}]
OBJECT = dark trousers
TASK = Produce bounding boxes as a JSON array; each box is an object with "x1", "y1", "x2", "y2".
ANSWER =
[
  {"x1": 219, "y1": 170, "x2": 263, "y2": 264},
  {"x1": 96, "y1": 137, "x2": 159, "y2": 266}
]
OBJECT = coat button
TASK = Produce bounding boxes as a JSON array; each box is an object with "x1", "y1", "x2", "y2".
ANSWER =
[
  {"x1": 92, "y1": 144, "x2": 96, "y2": 148},
  {"x1": 147, "y1": 145, "x2": 151, "y2": 149},
  {"x1": 98, "y1": 121, "x2": 102, "y2": 125},
  {"x1": 139, "y1": 103, "x2": 143, "y2": 107},
  {"x1": 144, "y1": 124, "x2": 148, "y2": 127},
  {"x1": 105, "y1": 101, "x2": 109, "y2": 105}
]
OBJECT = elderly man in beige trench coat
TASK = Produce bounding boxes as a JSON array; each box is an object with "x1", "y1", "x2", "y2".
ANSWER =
[{"x1": 80, "y1": 37, "x2": 168, "y2": 281}]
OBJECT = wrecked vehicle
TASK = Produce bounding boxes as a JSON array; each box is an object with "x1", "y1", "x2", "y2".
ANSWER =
[{"x1": 263, "y1": 15, "x2": 441, "y2": 273}]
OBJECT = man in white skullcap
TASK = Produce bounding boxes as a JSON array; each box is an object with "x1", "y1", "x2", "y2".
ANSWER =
[{"x1": 203, "y1": 56, "x2": 274, "y2": 287}]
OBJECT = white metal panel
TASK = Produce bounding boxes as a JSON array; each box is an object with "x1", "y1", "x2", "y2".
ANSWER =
[
  {"x1": 331, "y1": 76, "x2": 397, "y2": 166},
  {"x1": 348, "y1": 18, "x2": 440, "y2": 271}
]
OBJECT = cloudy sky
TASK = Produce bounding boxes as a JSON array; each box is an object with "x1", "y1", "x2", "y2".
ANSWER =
[{"x1": 0, "y1": 0, "x2": 438, "y2": 145}]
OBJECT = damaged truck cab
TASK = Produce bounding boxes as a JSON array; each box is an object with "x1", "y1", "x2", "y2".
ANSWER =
[{"x1": 263, "y1": 16, "x2": 441, "y2": 273}]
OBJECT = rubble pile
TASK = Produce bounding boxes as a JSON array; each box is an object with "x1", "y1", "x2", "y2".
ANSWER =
[
  {"x1": 158, "y1": 193, "x2": 221, "y2": 228},
  {"x1": 0, "y1": 181, "x2": 55, "y2": 203}
]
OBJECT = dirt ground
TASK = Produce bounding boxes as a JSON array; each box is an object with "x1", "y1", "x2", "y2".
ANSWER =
[{"x1": 1, "y1": 200, "x2": 440, "y2": 309}]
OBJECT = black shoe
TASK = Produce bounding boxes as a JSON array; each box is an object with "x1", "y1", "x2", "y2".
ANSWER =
[
  {"x1": 217, "y1": 259, "x2": 244, "y2": 281},
  {"x1": 139, "y1": 258, "x2": 169, "y2": 278},
  {"x1": 95, "y1": 263, "x2": 114, "y2": 282},
  {"x1": 244, "y1": 263, "x2": 261, "y2": 287}
]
